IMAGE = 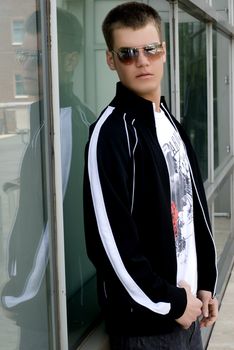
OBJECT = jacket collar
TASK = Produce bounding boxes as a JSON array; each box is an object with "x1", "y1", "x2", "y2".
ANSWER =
[{"x1": 110, "y1": 82, "x2": 168, "y2": 126}]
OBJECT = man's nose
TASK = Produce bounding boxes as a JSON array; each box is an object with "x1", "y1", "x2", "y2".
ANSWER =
[{"x1": 135, "y1": 49, "x2": 149, "y2": 67}]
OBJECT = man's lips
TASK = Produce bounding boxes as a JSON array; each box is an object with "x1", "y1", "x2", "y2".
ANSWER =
[{"x1": 136, "y1": 72, "x2": 153, "y2": 78}]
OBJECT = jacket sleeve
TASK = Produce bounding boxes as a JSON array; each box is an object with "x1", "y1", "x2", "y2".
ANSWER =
[{"x1": 83, "y1": 114, "x2": 187, "y2": 319}]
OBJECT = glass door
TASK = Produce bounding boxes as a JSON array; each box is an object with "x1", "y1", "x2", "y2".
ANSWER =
[{"x1": 0, "y1": 1, "x2": 55, "y2": 349}]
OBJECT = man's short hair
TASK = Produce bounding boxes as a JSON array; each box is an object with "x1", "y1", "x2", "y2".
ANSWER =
[
  {"x1": 25, "y1": 8, "x2": 83, "y2": 53},
  {"x1": 102, "y1": 1, "x2": 162, "y2": 51},
  {"x1": 57, "y1": 8, "x2": 83, "y2": 53}
]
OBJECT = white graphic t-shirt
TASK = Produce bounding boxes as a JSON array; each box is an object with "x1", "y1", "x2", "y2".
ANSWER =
[{"x1": 154, "y1": 108, "x2": 198, "y2": 295}]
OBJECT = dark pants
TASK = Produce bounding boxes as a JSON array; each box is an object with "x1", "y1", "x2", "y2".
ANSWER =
[{"x1": 109, "y1": 321, "x2": 203, "y2": 350}]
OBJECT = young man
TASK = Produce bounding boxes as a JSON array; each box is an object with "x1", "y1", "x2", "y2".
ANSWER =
[{"x1": 83, "y1": 2, "x2": 218, "y2": 349}]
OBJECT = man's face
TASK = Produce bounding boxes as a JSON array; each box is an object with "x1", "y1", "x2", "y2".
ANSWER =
[
  {"x1": 18, "y1": 32, "x2": 41, "y2": 97},
  {"x1": 106, "y1": 23, "x2": 166, "y2": 103}
]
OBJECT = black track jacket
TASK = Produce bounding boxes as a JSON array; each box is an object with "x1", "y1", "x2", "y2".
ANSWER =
[{"x1": 83, "y1": 82, "x2": 217, "y2": 335}]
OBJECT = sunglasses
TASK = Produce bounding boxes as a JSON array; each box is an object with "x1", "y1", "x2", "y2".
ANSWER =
[
  {"x1": 16, "y1": 49, "x2": 42, "y2": 65},
  {"x1": 112, "y1": 42, "x2": 164, "y2": 65}
]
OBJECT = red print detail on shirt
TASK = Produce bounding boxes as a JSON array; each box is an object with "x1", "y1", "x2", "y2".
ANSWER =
[{"x1": 171, "y1": 201, "x2": 179, "y2": 238}]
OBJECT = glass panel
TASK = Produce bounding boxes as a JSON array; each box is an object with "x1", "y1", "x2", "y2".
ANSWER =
[
  {"x1": 55, "y1": 0, "x2": 234, "y2": 347},
  {"x1": 149, "y1": 0, "x2": 170, "y2": 106},
  {"x1": 213, "y1": 177, "x2": 231, "y2": 260},
  {"x1": 178, "y1": 11, "x2": 208, "y2": 180},
  {"x1": 213, "y1": 30, "x2": 231, "y2": 170},
  {"x1": 0, "y1": 1, "x2": 53, "y2": 349},
  {"x1": 56, "y1": 3, "x2": 99, "y2": 348},
  {"x1": 56, "y1": 0, "x2": 171, "y2": 346}
]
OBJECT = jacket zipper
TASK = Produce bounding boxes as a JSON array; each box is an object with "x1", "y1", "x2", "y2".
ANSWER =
[{"x1": 103, "y1": 280, "x2": 108, "y2": 299}]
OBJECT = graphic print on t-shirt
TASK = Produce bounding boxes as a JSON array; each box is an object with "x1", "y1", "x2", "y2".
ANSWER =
[
  {"x1": 154, "y1": 109, "x2": 197, "y2": 294},
  {"x1": 161, "y1": 132, "x2": 193, "y2": 259}
]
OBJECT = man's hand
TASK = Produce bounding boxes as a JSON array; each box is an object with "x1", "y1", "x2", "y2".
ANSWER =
[
  {"x1": 176, "y1": 281, "x2": 202, "y2": 329},
  {"x1": 197, "y1": 290, "x2": 218, "y2": 328}
]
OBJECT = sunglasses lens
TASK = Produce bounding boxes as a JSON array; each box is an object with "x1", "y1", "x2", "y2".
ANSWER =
[
  {"x1": 113, "y1": 43, "x2": 163, "y2": 65},
  {"x1": 118, "y1": 48, "x2": 137, "y2": 64},
  {"x1": 144, "y1": 46, "x2": 157, "y2": 56},
  {"x1": 144, "y1": 44, "x2": 163, "y2": 56}
]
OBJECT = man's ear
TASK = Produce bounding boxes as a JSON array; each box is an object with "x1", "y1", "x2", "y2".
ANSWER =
[
  {"x1": 106, "y1": 50, "x2": 116, "y2": 70},
  {"x1": 64, "y1": 51, "x2": 79, "y2": 72}
]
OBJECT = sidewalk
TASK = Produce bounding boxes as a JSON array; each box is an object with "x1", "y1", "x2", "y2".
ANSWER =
[{"x1": 207, "y1": 267, "x2": 234, "y2": 349}]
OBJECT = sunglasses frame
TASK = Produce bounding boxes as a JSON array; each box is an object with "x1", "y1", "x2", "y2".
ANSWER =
[{"x1": 111, "y1": 42, "x2": 164, "y2": 65}]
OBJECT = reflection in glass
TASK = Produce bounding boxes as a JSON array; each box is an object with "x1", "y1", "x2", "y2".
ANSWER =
[
  {"x1": 179, "y1": 14, "x2": 208, "y2": 180},
  {"x1": 57, "y1": 1, "x2": 171, "y2": 346},
  {"x1": 213, "y1": 30, "x2": 230, "y2": 170},
  {"x1": 56, "y1": 5, "x2": 99, "y2": 347},
  {"x1": 0, "y1": 2, "x2": 52, "y2": 349},
  {"x1": 12, "y1": 20, "x2": 25, "y2": 45},
  {"x1": 149, "y1": 0, "x2": 170, "y2": 105},
  {"x1": 213, "y1": 177, "x2": 231, "y2": 259}
]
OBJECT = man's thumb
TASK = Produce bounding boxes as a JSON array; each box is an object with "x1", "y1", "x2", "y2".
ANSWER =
[{"x1": 202, "y1": 299, "x2": 209, "y2": 318}]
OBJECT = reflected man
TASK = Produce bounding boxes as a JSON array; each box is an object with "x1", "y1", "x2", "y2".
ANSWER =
[{"x1": 1, "y1": 8, "x2": 95, "y2": 350}]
